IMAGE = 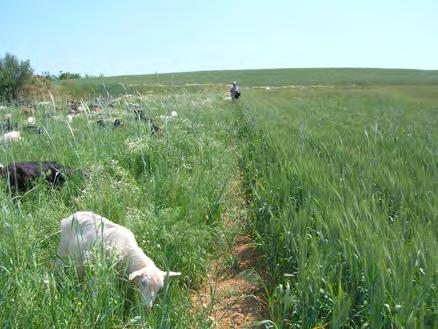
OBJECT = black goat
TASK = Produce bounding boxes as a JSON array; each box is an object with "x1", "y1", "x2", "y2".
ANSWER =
[
  {"x1": 24, "y1": 125, "x2": 42, "y2": 134},
  {"x1": 114, "y1": 119, "x2": 123, "y2": 128},
  {"x1": 0, "y1": 161, "x2": 66, "y2": 193},
  {"x1": 151, "y1": 124, "x2": 162, "y2": 136}
]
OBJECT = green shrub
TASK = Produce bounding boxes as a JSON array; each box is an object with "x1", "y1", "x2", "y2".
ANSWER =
[{"x1": 0, "y1": 53, "x2": 33, "y2": 101}]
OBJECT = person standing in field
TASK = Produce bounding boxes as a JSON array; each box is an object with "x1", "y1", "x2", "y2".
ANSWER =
[{"x1": 230, "y1": 81, "x2": 241, "y2": 100}]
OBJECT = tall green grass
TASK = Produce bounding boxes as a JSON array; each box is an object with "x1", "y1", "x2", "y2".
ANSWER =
[
  {"x1": 0, "y1": 91, "x2": 239, "y2": 328},
  {"x1": 237, "y1": 87, "x2": 438, "y2": 328}
]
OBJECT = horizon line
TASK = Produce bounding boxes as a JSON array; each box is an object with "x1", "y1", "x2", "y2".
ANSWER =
[{"x1": 96, "y1": 66, "x2": 438, "y2": 78}]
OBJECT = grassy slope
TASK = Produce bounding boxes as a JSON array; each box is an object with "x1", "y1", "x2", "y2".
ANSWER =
[{"x1": 56, "y1": 68, "x2": 438, "y2": 98}]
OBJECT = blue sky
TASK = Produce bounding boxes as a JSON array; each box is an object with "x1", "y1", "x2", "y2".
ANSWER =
[{"x1": 1, "y1": 0, "x2": 437, "y2": 76}]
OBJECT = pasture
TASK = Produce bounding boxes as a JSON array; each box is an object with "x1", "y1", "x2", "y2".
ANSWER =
[{"x1": 0, "y1": 69, "x2": 437, "y2": 328}]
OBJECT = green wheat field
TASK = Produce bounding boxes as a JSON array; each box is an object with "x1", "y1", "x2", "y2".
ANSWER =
[{"x1": 0, "y1": 68, "x2": 437, "y2": 328}]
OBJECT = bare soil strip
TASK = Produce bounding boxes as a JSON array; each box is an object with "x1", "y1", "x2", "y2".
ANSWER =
[{"x1": 191, "y1": 173, "x2": 267, "y2": 328}]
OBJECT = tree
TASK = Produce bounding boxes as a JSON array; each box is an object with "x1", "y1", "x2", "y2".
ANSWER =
[
  {"x1": 59, "y1": 72, "x2": 81, "y2": 80},
  {"x1": 0, "y1": 53, "x2": 33, "y2": 101}
]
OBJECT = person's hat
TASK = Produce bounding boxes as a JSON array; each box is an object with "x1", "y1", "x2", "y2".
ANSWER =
[{"x1": 233, "y1": 81, "x2": 237, "y2": 85}]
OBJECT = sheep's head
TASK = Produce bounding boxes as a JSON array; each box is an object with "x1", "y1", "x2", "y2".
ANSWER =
[{"x1": 129, "y1": 266, "x2": 181, "y2": 308}]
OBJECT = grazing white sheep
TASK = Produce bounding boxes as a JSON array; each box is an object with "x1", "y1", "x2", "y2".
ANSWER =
[
  {"x1": 159, "y1": 113, "x2": 177, "y2": 122},
  {"x1": 57, "y1": 211, "x2": 181, "y2": 308},
  {"x1": 0, "y1": 131, "x2": 21, "y2": 144},
  {"x1": 26, "y1": 116, "x2": 36, "y2": 125}
]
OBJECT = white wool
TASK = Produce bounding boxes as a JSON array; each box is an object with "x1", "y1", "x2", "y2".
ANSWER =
[
  {"x1": 159, "y1": 113, "x2": 177, "y2": 122},
  {"x1": 27, "y1": 116, "x2": 36, "y2": 125},
  {"x1": 57, "y1": 211, "x2": 180, "y2": 308},
  {"x1": 0, "y1": 131, "x2": 21, "y2": 144}
]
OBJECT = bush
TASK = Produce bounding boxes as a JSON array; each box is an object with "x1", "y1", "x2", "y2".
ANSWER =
[
  {"x1": 0, "y1": 53, "x2": 34, "y2": 101},
  {"x1": 59, "y1": 72, "x2": 81, "y2": 80}
]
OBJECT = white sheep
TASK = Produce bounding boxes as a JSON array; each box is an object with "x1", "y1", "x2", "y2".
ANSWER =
[
  {"x1": 57, "y1": 211, "x2": 181, "y2": 308},
  {"x1": 159, "y1": 111, "x2": 178, "y2": 122},
  {"x1": 26, "y1": 116, "x2": 36, "y2": 125},
  {"x1": 159, "y1": 115, "x2": 170, "y2": 121},
  {"x1": 0, "y1": 131, "x2": 21, "y2": 144}
]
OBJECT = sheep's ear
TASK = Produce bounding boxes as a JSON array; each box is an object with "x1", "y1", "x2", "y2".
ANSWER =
[
  {"x1": 128, "y1": 269, "x2": 144, "y2": 281},
  {"x1": 163, "y1": 271, "x2": 181, "y2": 278}
]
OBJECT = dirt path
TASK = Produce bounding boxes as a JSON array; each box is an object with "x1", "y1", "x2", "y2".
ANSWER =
[{"x1": 191, "y1": 173, "x2": 267, "y2": 328}]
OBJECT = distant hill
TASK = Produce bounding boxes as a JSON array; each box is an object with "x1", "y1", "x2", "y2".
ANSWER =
[{"x1": 57, "y1": 68, "x2": 438, "y2": 97}]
